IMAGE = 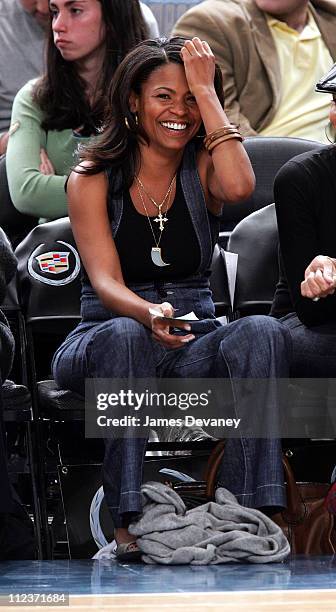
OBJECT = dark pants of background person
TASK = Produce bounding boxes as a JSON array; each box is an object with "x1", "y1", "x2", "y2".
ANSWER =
[
  {"x1": 0, "y1": 314, "x2": 36, "y2": 559},
  {"x1": 281, "y1": 313, "x2": 336, "y2": 377}
]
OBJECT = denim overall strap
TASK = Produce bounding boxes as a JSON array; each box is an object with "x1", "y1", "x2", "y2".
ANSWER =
[
  {"x1": 180, "y1": 142, "x2": 219, "y2": 274},
  {"x1": 106, "y1": 168, "x2": 123, "y2": 237},
  {"x1": 107, "y1": 143, "x2": 219, "y2": 273}
]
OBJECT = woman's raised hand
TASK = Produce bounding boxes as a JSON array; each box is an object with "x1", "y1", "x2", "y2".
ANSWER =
[
  {"x1": 149, "y1": 301, "x2": 195, "y2": 349},
  {"x1": 180, "y1": 37, "x2": 216, "y2": 97},
  {"x1": 301, "y1": 255, "x2": 336, "y2": 300}
]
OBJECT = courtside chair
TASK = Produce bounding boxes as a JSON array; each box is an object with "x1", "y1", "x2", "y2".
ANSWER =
[
  {"x1": 226, "y1": 203, "x2": 279, "y2": 317},
  {"x1": 15, "y1": 217, "x2": 82, "y2": 420},
  {"x1": 219, "y1": 137, "x2": 324, "y2": 247},
  {"x1": 15, "y1": 217, "x2": 82, "y2": 557}
]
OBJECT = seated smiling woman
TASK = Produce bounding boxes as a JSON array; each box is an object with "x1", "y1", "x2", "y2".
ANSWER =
[{"x1": 52, "y1": 37, "x2": 292, "y2": 561}]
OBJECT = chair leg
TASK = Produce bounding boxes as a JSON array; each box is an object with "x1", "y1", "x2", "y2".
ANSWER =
[
  {"x1": 30, "y1": 420, "x2": 53, "y2": 558},
  {"x1": 25, "y1": 327, "x2": 53, "y2": 558},
  {"x1": 26, "y1": 421, "x2": 46, "y2": 559}
]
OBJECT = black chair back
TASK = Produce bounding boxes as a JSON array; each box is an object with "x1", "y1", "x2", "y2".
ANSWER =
[
  {"x1": 15, "y1": 217, "x2": 81, "y2": 333},
  {"x1": 226, "y1": 203, "x2": 278, "y2": 316},
  {"x1": 209, "y1": 243, "x2": 231, "y2": 318},
  {"x1": 15, "y1": 217, "x2": 81, "y2": 380},
  {"x1": 220, "y1": 136, "x2": 324, "y2": 233},
  {"x1": 2, "y1": 278, "x2": 28, "y2": 385}
]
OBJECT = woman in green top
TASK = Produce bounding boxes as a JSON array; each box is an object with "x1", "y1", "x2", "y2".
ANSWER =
[{"x1": 6, "y1": 0, "x2": 150, "y2": 221}]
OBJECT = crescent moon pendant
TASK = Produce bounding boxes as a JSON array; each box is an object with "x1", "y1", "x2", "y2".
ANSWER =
[{"x1": 151, "y1": 247, "x2": 170, "y2": 267}]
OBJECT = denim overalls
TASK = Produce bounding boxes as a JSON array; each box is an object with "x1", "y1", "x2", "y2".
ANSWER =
[{"x1": 52, "y1": 143, "x2": 291, "y2": 526}]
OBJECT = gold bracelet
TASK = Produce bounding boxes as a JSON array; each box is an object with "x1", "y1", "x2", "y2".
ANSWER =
[
  {"x1": 204, "y1": 129, "x2": 243, "y2": 151},
  {"x1": 204, "y1": 129, "x2": 240, "y2": 149},
  {"x1": 204, "y1": 124, "x2": 240, "y2": 148},
  {"x1": 207, "y1": 133, "x2": 244, "y2": 154}
]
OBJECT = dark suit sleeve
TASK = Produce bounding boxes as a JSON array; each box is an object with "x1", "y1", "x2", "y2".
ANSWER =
[{"x1": 274, "y1": 159, "x2": 336, "y2": 327}]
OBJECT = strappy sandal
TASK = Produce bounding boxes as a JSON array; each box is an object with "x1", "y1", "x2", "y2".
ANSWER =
[{"x1": 115, "y1": 541, "x2": 142, "y2": 562}]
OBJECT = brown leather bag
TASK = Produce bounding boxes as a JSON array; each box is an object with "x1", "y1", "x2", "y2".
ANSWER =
[
  {"x1": 273, "y1": 456, "x2": 336, "y2": 554},
  {"x1": 168, "y1": 440, "x2": 226, "y2": 509},
  {"x1": 169, "y1": 446, "x2": 336, "y2": 554}
]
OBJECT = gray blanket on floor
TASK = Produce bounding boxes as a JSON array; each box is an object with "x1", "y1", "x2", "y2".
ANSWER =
[{"x1": 129, "y1": 482, "x2": 290, "y2": 565}]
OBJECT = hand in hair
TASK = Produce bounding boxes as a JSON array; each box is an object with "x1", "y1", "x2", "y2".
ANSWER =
[{"x1": 180, "y1": 38, "x2": 216, "y2": 97}]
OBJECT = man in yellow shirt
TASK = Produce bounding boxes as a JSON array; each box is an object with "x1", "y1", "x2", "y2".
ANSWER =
[{"x1": 173, "y1": 0, "x2": 336, "y2": 142}]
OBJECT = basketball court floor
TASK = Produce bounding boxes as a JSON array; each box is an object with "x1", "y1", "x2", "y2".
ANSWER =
[{"x1": 0, "y1": 556, "x2": 336, "y2": 611}]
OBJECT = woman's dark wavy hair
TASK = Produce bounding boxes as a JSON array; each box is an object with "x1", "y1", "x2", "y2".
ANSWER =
[
  {"x1": 79, "y1": 37, "x2": 224, "y2": 190},
  {"x1": 33, "y1": 0, "x2": 148, "y2": 133}
]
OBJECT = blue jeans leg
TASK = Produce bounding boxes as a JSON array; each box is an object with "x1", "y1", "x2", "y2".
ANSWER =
[
  {"x1": 218, "y1": 317, "x2": 291, "y2": 509},
  {"x1": 53, "y1": 313, "x2": 292, "y2": 519},
  {"x1": 91, "y1": 319, "x2": 166, "y2": 527},
  {"x1": 53, "y1": 316, "x2": 166, "y2": 527},
  {"x1": 161, "y1": 316, "x2": 292, "y2": 509}
]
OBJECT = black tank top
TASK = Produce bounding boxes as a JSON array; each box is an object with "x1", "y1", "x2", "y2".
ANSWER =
[{"x1": 114, "y1": 172, "x2": 201, "y2": 283}]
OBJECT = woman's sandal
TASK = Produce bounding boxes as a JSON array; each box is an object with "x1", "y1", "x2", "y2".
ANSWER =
[{"x1": 115, "y1": 541, "x2": 142, "y2": 562}]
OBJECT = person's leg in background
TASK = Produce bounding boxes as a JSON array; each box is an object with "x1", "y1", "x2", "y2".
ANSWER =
[
  {"x1": 0, "y1": 229, "x2": 36, "y2": 558},
  {"x1": 280, "y1": 311, "x2": 336, "y2": 442},
  {"x1": 0, "y1": 312, "x2": 16, "y2": 512},
  {"x1": 280, "y1": 313, "x2": 336, "y2": 377},
  {"x1": 0, "y1": 363, "x2": 36, "y2": 559},
  {"x1": 0, "y1": 385, "x2": 14, "y2": 516}
]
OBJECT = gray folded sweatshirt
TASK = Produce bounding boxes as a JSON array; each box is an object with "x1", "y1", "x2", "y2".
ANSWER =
[{"x1": 129, "y1": 482, "x2": 290, "y2": 565}]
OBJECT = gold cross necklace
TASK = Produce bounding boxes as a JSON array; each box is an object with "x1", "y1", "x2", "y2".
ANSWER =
[
  {"x1": 135, "y1": 174, "x2": 176, "y2": 232},
  {"x1": 135, "y1": 181, "x2": 174, "y2": 267}
]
